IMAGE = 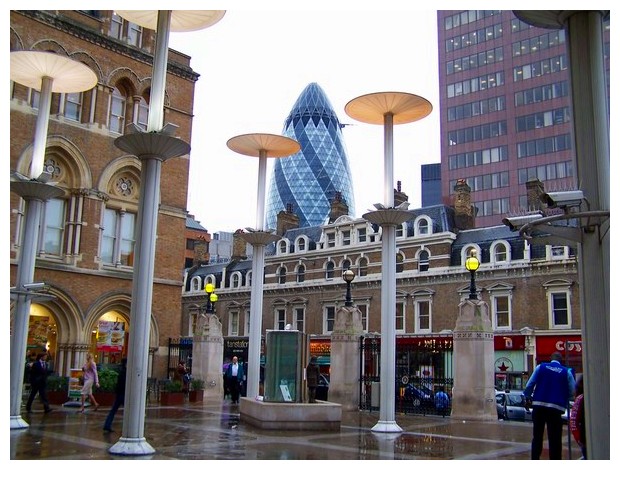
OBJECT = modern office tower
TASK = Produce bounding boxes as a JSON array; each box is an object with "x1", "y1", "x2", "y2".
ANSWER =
[
  {"x1": 421, "y1": 163, "x2": 442, "y2": 207},
  {"x1": 437, "y1": 10, "x2": 610, "y2": 227},
  {"x1": 265, "y1": 82, "x2": 356, "y2": 230}
]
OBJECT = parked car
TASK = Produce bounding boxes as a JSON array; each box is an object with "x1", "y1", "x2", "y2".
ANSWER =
[
  {"x1": 496, "y1": 389, "x2": 573, "y2": 423},
  {"x1": 402, "y1": 383, "x2": 435, "y2": 407},
  {"x1": 316, "y1": 374, "x2": 329, "y2": 401},
  {"x1": 496, "y1": 390, "x2": 532, "y2": 421}
]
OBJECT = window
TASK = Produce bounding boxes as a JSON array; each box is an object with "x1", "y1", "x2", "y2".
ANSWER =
[
  {"x1": 342, "y1": 259, "x2": 351, "y2": 274},
  {"x1": 294, "y1": 307, "x2": 305, "y2": 332},
  {"x1": 135, "y1": 97, "x2": 149, "y2": 131},
  {"x1": 278, "y1": 240, "x2": 287, "y2": 254},
  {"x1": 415, "y1": 300, "x2": 431, "y2": 332},
  {"x1": 64, "y1": 92, "x2": 82, "y2": 121},
  {"x1": 296, "y1": 237, "x2": 306, "y2": 252},
  {"x1": 327, "y1": 232, "x2": 335, "y2": 248},
  {"x1": 548, "y1": 245, "x2": 569, "y2": 260},
  {"x1": 127, "y1": 21, "x2": 143, "y2": 47},
  {"x1": 550, "y1": 292, "x2": 569, "y2": 328},
  {"x1": 277, "y1": 266, "x2": 287, "y2": 284},
  {"x1": 296, "y1": 264, "x2": 305, "y2": 283},
  {"x1": 231, "y1": 272, "x2": 241, "y2": 288},
  {"x1": 101, "y1": 208, "x2": 136, "y2": 266},
  {"x1": 109, "y1": 13, "x2": 123, "y2": 39},
  {"x1": 190, "y1": 276, "x2": 201, "y2": 292},
  {"x1": 109, "y1": 87, "x2": 126, "y2": 134},
  {"x1": 244, "y1": 310, "x2": 251, "y2": 336},
  {"x1": 229, "y1": 311, "x2": 240, "y2": 336},
  {"x1": 325, "y1": 261, "x2": 335, "y2": 280},
  {"x1": 396, "y1": 253, "x2": 404, "y2": 273},
  {"x1": 42, "y1": 198, "x2": 66, "y2": 256},
  {"x1": 358, "y1": 304, "x2": 369, "y2": 332},
  {"x1": 342, "y1": 230, "x2": 351, "y2": 246},
  {"x1": 324, "y1": 306, "x2": 336, "y2": 333},
  {"x1": 395, "y1": 302, "x2": 405, "y2": 333},
  {"x1": 418, "y1": 250, "x2": 430, "y2": 272},
  {"x1": 275, "y1": 308, "x2": 286, "y2": 330},
  {"x1": 417, "y1": 218, "x2": 429, "y2": 235},
  {"x1": 358, "y1": 257, "x2": 368, "y2": 277},
  {"x1": 491, "y1": 241, "x2": 509, "y2": 263},
  {"x1": 396, "y1": 223, "x2": 404, "y2": 237},
  {"x1": 357, "y1": 227, "x2": 366, "y2": 243},
  {"x1": 492, "y1": 294, "x2": 511, "y2": 329}
]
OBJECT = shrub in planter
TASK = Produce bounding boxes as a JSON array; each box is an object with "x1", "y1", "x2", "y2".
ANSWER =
[
  {"x1": 93, "y1": 367, "x2": 119, "y2": 406},
  {"x1": 189, "y1": 378, "x2": 205, "y2": 402},
  {"x1": 160, "y1": 380, "x2": 185, "y2": 406},
  {"x1": 46, "y1": 375, "x2": 69, "y2": 405}
]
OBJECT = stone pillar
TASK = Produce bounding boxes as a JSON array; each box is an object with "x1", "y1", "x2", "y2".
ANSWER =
[
  {"x1": 329, "y1": 306, "x2": 363, "y2": 410},
  {"x1": 191, "y1": 313, "x2": 224, "y2": 400},
  {"x1": 451, "y1": 299, "x2": 496, "y2": 421}
]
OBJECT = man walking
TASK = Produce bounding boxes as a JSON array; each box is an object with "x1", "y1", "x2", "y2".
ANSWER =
[
  {"x1": 524, "y1": 351, "x2": 576, "y2": 459},
  {"x1": 25, "y1": 352, "x2": 52, "y2": 413},
  {"x1": 225, "y1": 356, "x2": 244, "y2": 404}
]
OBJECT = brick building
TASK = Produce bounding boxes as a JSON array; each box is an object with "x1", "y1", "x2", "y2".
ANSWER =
[
  {"x1": 10, "y1": 10, "x2": 199, "y2": 378},
  {"x1": 182, "y1": 184, "x2": 582, "y2": 389}
]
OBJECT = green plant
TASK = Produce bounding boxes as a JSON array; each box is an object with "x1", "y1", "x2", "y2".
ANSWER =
[
  {"x1": 190, "y1": 378, "x2": 205, "y2": 391},
  {"x1": 46, "y1": 375, "x2": 69, "y2": 392},
  {"x1": 96, "y1": 368, "x2": 119, "y2": 392},
  {"x1": 162, "y1": 380, "x2": 183, "y2": 393}
]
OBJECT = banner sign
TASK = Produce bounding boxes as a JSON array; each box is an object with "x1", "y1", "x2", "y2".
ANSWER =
[{"x1": 97, "y1": 320, "x2": 125, "y2": 352}]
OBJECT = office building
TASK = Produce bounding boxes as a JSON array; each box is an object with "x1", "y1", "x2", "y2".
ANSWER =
[
  {"x1": 437, "y1": 10, "x2": 610, "y2": 227},
  {"x1": 265, "y1": 82, "x2": 355, "y2": 230}
]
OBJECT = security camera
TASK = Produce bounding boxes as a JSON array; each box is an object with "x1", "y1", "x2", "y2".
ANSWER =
[
  {"x1": 502, "y1": 213, "x2": 543, "y2": 231},
  {"x1": 539, "y1": 190, "x2": 584, "y2": 209}
]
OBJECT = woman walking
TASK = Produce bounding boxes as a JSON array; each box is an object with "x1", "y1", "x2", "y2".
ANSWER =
[{"x1": 80, "y1": 353, "x2": 100, "y2": 412}]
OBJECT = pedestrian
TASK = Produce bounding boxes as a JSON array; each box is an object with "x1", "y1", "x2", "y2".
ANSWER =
[
  {"x1": 569, "y1": 373, "x2": 587, "y2": 459},
  {"x1": 523, "y1": 351, "x2": 576, "y2": 460},
  {"x1": 103, "y1": 358, "x2": 126, "y2": 433},
  {"x1": 25, "y1": 352, "x2": 53, "y2": 413},
  {"x1": 225, "y1": 356, "x2": 244, "y2": 404},
  {"x1": 434, "y1": 386, "x2": 450, "y2": 417},
  {"x1": 306, "y1": 356, "x2": 321, "y2": 403},
  {"x1": 80, "y1": 352, "x2": 100, "y2": 412},
  {"x1": 176, "y1": 360, "x2": 190, "y2": 395}
]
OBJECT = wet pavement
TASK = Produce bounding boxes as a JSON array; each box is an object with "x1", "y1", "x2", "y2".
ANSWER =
[{"x1": 10, "y1": 397, "x2": 585, "y2": 464}]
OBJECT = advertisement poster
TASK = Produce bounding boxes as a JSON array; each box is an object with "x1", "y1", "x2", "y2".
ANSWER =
[
  {"x1": 97, "y1": 320, "x2": 125, "y2": 352},
  {"x1": 69, "y1": 368, "x2": 83, "y2": 400}
]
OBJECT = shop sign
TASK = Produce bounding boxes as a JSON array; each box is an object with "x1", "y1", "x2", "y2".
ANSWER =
[{"x1": 536, "y1": 335, "x2": 582, "y2": 356}]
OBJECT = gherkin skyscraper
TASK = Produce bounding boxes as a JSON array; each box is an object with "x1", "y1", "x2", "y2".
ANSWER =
[{"x1": 265, "y1": 83, "x2": 355, "y2": 229}]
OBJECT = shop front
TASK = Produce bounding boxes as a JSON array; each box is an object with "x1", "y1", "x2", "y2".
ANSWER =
[
  {"x1": 535, "y1": 333, "x2": 583, "y2": 375},
  {"x1": 494, "y1": 334, "x2": 528, "y2": 390}
]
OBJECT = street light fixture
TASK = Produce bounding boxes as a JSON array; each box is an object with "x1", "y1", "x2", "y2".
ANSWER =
[
  {"x1": 465, "y1": 249, "x2": 480, "y2": 300},
  {"x1": 342, "y1": 269, "x2": 356, "y2": 307},
  {"x1": 204, "y1": 283, "x2": 218, "y2": 314}
]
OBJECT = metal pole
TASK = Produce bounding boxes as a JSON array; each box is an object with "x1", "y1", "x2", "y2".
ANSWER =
[
  {"x1": 246, "y1": 243, "x2": 266, "y2": 399},
  {"x1": 30, "y1": 76, "x2": 53, "y2": 178},
  {"x1": 256, "y1": 149, "x2": 267, "y2": 231}
]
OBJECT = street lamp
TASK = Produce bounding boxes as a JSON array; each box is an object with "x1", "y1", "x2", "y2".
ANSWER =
[
  {"x1": 465, "y1": 249, "x2": 480, "y2": 300},
  {"x1": 204, "y1": 283, "x2": 218, "y2": 314},
  {"x1": 342, "y1": 269, "x2": 356, "y2": 307}
]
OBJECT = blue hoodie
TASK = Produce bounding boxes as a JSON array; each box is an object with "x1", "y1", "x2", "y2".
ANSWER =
[{"x1": 524, "y1": 360, "x2": 576, "y2": 411}]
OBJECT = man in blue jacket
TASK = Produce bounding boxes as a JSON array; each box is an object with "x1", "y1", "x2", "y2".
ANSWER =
[{"x1": 524, "y1": 351, "x2": 576, "y2": 459}]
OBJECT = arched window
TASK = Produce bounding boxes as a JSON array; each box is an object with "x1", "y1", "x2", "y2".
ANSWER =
[
  {"x1": 277, "y1": 266, "x2": 287, "y2": 284},
  {"x1": 419, "y1": 250, "x2": 430, "y2": 272},
  {"x1": 396, "y1": 252, "x2": 404, "y2": 273},
  {"x1": 109, "y1": 86, "x2": 126, "y2": 134},
  {"x1": 296, "y1": 237, "x2": 306, "y2": 252},
  {"x1": 190, "y1": 276, "x2": 202, "y2": 292},
  {"x1": 358, "y1": 257, "x2": 368, "y2": 277},
  {"x1": 342, "y1": 258, "x2": 351, "y2": 275},
  {"x1": 296, "y1": 264, "x2": 305, "y2": 283},
  {"x1": 491, "y1": 241, "x2": 509, "y2": 263},
  {"x1": 415, "y1": 216, "x2": 432, "y2": 236},
  {"x1": 325, "y1": 261, "x2": 335, "y2": 279},
  {"x1": 231, "y1": 272, "x2": 241, "y2": 288}
]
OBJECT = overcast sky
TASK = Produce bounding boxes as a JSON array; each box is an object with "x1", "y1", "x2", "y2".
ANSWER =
[{"x1": 169, "y1": 6, "x2": 442, "y2": 232}]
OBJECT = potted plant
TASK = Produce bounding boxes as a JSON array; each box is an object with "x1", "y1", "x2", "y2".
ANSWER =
[
  {"x1": 94, "y1": 368, "x2": 119, "y2": 406},
  {"x1": 160, "y1": 380, "x2": 185, "y2": 406},
  {"x1": 45, "y1": 375, "x2": 69, "y2": 405},
  {"x1": 189, "y1": 378, "x2": 205, "y2": 402}
]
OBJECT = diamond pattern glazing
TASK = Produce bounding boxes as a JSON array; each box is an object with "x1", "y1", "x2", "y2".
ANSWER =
[{"x1": 265, "y1": 83, "x2": 355, "y2": 229}]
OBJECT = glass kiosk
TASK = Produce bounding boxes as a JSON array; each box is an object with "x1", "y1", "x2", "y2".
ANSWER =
[{"x1": 263, "y1": 330, "x2": 306, "y2": 402}]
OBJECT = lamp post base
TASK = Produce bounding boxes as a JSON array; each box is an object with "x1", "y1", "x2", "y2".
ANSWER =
[
  {"x1": 371, "y1": 420, "x2": 403, "y2": 434},
  {"x1": 109, "y1": 437, "x2": 156, "y2": 456}
]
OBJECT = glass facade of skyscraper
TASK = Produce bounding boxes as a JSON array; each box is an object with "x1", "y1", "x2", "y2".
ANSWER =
[{"x1": 265, "y1": 83, "x2": 355, "y2": 229}]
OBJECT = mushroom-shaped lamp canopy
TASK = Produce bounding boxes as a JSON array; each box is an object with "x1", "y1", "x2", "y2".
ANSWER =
[
  {"x1": 116, "y1": 10, "x2": 225, "y2": 32},
  {"x1": 345, "y1": 91, "x2": 432, "y2": 125},
  {"x1": 227, "y1": 133, "x2": 300, "y2": 158},
  {"x1": 10, "y1": 51, "x2": 98, "y2": 92}
]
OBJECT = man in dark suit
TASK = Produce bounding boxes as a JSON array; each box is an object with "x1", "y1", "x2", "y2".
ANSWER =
[
  {"x1": 25, "y1": 352, "x2": 52, "y2": 413},
  {"x1": 225, "y1": 356, "x2": 245, "y2": 404},
  {"x1": 103, "y1": 358, "x2": 126, "y2": 433}
]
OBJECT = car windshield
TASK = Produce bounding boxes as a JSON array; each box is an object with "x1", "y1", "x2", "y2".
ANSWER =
[{"x1": 506, "y1": 393, "x2": 525, "y2": 407}]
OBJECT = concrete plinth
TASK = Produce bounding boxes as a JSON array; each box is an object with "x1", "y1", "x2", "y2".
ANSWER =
[
  {"x1": 451, "y1": 300, "x2": 497, "y2": 421},
  {"x1": 330, "y1": 306, "x2": 363, "y2": 411},
  {"x1": 239, "y1": 398, "x2": 342, "y2": 430}
]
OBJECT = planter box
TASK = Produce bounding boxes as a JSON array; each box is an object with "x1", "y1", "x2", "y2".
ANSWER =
[
  {"x1": 160, "y1": 392, "x2": 185, "y2": 406},
  {"x1": 47, "y1": 391, "x2": 70, "y2": 405},
  {"x1": 189, "y1": 390, "x2": 204, "y2": 402},
  {"x1": 94, "y1": 392, "x2": 116, "y2": 406}
]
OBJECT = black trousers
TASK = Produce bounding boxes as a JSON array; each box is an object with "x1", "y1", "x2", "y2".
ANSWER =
[
  {"x1": 229, "y1": 378, "x2": 240, "y2": 402},
  {"x1": 26, "y1": 382, "x2": 50, "y2": 411},
  {"x1": 531, "y1": 406, "x2": 564, "y2": 459}
]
